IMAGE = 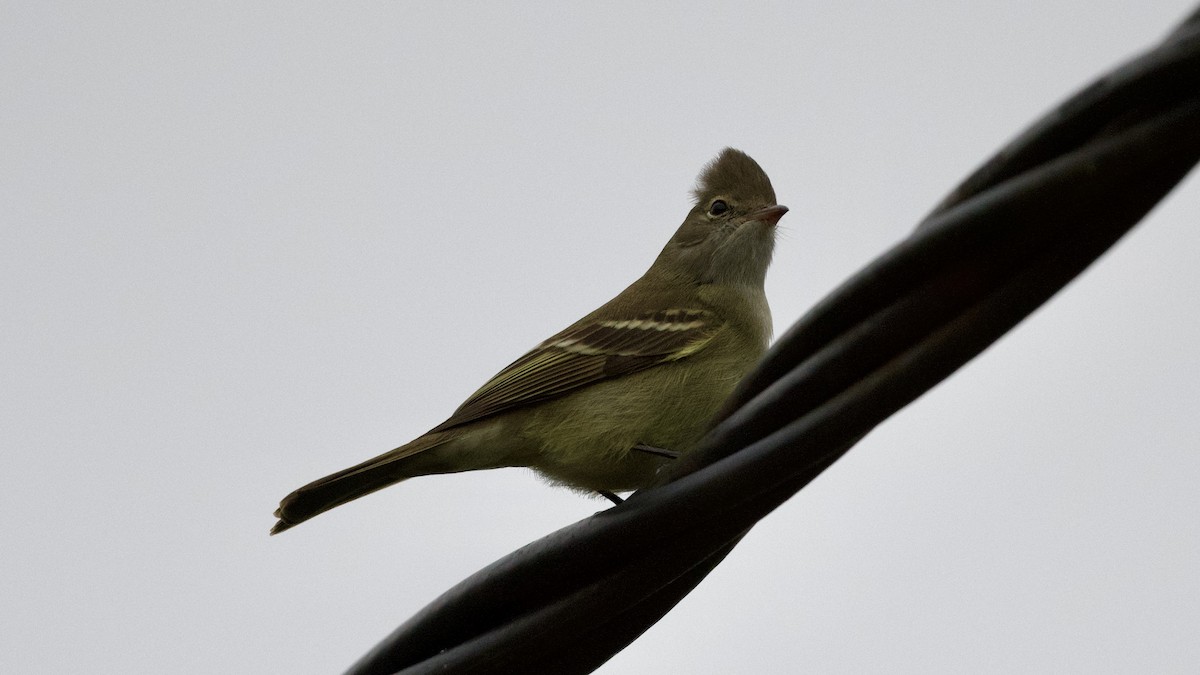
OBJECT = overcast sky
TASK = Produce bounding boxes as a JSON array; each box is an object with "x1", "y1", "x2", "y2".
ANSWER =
[{"x1": 3, "y1": 2, "x2": 1199, "y2": 673}]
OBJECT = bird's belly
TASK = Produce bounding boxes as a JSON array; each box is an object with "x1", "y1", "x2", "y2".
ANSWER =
[{"x1": 521, "y1": 359, "x2": 744, "y2": 492}]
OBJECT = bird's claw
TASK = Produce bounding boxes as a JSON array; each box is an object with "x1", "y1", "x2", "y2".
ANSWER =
[{"x1": 631, "y1": 443, "x2": 680, "y2": 460}]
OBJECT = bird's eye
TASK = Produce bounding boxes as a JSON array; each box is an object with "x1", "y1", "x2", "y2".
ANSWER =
[{"x1": 708, "y1": 199, "x2": 729, "y2": 216}]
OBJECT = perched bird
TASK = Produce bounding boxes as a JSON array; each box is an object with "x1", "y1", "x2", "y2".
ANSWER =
[{"x1": 271, "y1": 148, "x2": 787, "y2": 535}]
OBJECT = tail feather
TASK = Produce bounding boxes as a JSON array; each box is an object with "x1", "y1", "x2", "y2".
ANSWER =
[{"x1": 270, "y1": 433, "x2": 453, "y2": 535}]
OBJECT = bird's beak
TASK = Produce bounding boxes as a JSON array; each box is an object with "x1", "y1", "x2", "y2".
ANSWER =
[{"x1": 750, "y1": 204, "x2": 789, "y2": 226}]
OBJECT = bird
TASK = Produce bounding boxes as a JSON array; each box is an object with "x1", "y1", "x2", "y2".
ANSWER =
[{"x1": 271, "y1": 148, "x2": 787, "y2": 535}]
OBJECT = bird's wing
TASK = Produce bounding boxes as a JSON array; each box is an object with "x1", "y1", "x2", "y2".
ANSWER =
[{"x1": 430, "y1": 308, "x2": 723, "y2": 432}]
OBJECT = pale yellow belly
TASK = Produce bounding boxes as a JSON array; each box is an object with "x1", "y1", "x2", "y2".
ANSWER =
[{"x1": 521, "y1": 352, "x2": 753, "y2": 492}]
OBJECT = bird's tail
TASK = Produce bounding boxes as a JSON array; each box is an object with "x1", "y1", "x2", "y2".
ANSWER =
[{"x1": 270, "y1": 432, "x2": 456, "y2": 535}]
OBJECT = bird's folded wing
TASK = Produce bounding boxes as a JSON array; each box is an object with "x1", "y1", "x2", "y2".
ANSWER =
[{"x1": 430, "y1": 308, "x2": 722, "y2": 432}]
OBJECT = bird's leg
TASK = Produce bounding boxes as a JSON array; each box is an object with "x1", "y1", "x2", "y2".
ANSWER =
[
  {"x1": 598, "y1": 490, "x2": 624, "y2": 505},
  {"x1": 598, "y1": 445, "x2": 679, "y2": 504},
  {"x1": 631, "y1": 443, "x2": 680, "y2": 460},
  {"x1": 596, "y1": 446, "x2": 678, "y2": 504}
]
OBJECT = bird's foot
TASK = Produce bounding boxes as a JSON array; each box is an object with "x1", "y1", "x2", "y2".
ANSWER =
[
  {"x1": 631, "y1": 443, "x2": 680, "y2": 460},
  {"x1": 598, "y1": 490, "x2": 624, "y2": 505}
]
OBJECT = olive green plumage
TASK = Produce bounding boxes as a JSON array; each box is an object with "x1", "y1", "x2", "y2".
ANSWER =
[{"x1": 272, "y1": 148, "x2": 787, "y2": 535}]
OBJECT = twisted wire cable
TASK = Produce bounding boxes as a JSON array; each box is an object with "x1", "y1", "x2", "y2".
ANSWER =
[{"x1": 346, "y1": 9, "x2": 1200, "y2": 674}]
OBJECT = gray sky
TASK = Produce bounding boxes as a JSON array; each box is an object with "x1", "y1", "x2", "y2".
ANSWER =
[{"x1": 3, "y1": 2, "x2": 1198, "y2": 673}]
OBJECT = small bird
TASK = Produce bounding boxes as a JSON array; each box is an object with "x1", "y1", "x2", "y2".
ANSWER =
[{"x1": 271, "y1": 148, "x2": 787, "y2": 535}]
